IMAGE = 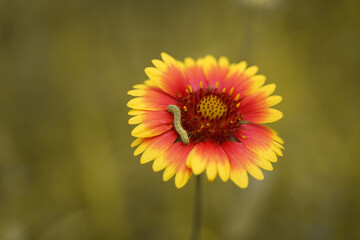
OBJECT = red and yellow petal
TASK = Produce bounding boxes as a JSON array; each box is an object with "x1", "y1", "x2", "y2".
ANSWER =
[
  {"x1": 242, "y1": 108, "x2": 283, "y2": 124},
  {"x1": 221, "y1": 141, "x2": 266, "y2": 188},
  {"x1": 133, "y1": 130, "x2": 178, "y2": 164},
  {"x1": 222, "y1": 61, "x2": 259, "y2": 94},
  {"x1": 214, "y1": 145, "x2": 231, "y2": 182},
  {"x1": 127, "y1": 86, "x2": 178, "y2": 111},
  {"x1": 184, "y1": 63, "x2": 207, "y2": 92},
  {"x1": 236, "y1": 123, "x2": 284, "y2": 163},
  {"x1": 186, "y1": 142, "x2": 230, "y2": 182},
  {"x1": 239, "y1": 84, "x2": 283, "y2": 123},
  {"x1": 131, "y1": 119, "x2": 172, "y2": 138},
  {"x1": 186, "y1": 142, "x2": 209, "y2": 175},
  {"x1": 144, "y1": 53, "x2": 188, "y2": 99},
  {"x1": 128, "y1": 110, "x2": 173, "y2": 125},
  {"x1": 153, "y1": 142, "x2": 194, "y2": 188},
  {"x1": 202, "y1": 55, "x2": 230, "y2": 89},
  {"x1": 230, "y1": 168, "x2": 249, "y2": 189},
  {"x1": 175, "y1": 168, "x2": 192, "y2": 189},
  {"x1": 130, "y1": 138, "x2": 143, "y2": 148},
  {"x1": 224, "y1": 62, "x2": 278, "y2": 102}
]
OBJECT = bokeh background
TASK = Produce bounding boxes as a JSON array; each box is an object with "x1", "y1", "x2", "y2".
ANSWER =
[{"x1": 1, "y1": 0, "x2": 360, "y2": 239}]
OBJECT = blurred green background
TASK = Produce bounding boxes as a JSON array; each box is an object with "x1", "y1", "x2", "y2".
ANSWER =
[{"x1": 1, "y1": 0, "x2": 359, "y2": 239}]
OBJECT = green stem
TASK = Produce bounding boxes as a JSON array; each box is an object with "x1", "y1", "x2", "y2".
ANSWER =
[{"x1": 190, "y1": 175, "x2": 202, "y2": 240}]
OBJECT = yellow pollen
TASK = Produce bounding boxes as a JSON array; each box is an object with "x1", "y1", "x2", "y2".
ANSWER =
[
  {"x1": 197, "y1": 95, "x2": 228, "y2": 120},
  {"x1": 222, "y1": 87, "x2": 226, "y2": 94},
  {"x1": 183, "y1": 106, "x2": 188, "y2": 112},
  {"x1": 235, "y1": 93, "x2": 240, "y2": 101},
  {"x1": 215, "y1": 82, "x2": 219, "y2": 89},
  {"x1": 199, "y1": 81, "x2": 203, "y2": 89},
  {"x1": 239, "y1": 134, "x2": 247, "y2": 139},
  {"x1": 236, "y1": 102, "x2": 240, "y2": 108},
  {"x1": 188, "y1": 85, "x2": 193, "y2": 93},
  {"x1": 229, "y1": 87, "x2": 234, "y2": 96},
  {"x1": 197, "y1": 125, "x2": 204, "y2": 132}
]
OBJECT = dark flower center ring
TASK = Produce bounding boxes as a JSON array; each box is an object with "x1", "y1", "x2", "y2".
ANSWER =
[{"x1": 179, "y1": 82, "x2": 244, "y2": 144}]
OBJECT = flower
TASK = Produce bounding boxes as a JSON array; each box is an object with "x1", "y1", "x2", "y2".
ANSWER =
[{"x1": 127, "y1": 53, "x2": 284, "y2": 189}]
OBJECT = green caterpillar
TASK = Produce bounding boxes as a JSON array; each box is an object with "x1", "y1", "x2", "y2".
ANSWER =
[{"x1": 167, "y1": 105, "x2": 189, "y2": 145}]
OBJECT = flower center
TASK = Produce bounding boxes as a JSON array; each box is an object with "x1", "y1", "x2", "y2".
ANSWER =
[
  {"x1": 180, "y1": 83, "x2": 243, "y2": 144},
  {"x1": 198, "y1": 95, "x2": 227, "y2": 120}
]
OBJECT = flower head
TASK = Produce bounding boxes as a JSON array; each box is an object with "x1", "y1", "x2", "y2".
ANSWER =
[{"x1": 128, "y1": 53, "x2": 284, "y2": 188}]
